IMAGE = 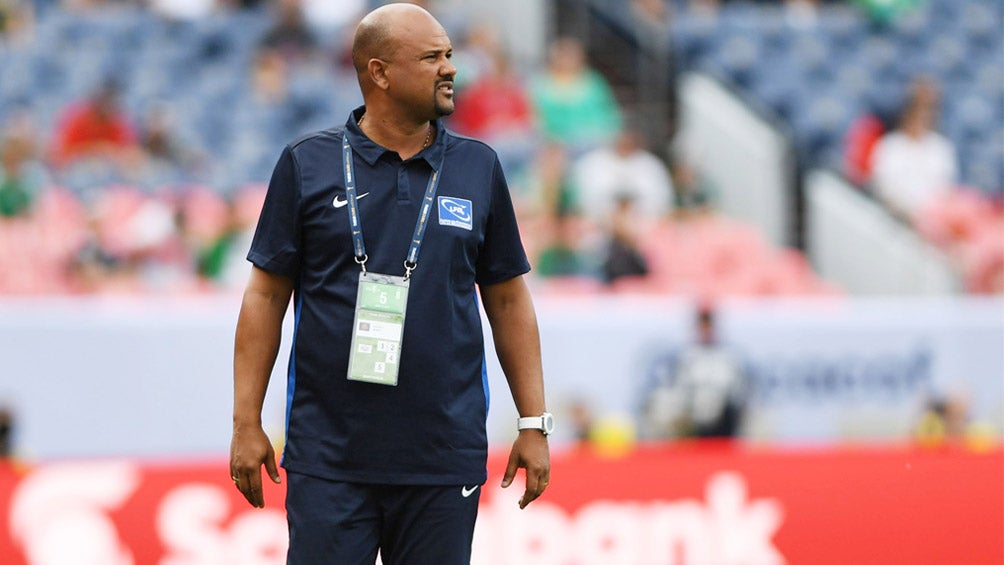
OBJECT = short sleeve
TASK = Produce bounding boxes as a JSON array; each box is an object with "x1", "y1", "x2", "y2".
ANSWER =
[
  {"x1": 247, "y1": 145, "x2": 303, "y2": 278},
  {"x1": 475, "y1": 155, "x2": 531, "y2": 286}
]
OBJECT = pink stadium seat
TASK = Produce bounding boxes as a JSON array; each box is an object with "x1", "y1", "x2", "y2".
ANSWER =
[
  {"x1": 34, "y1": 187, "x2": 89, "y2": 260},
  {"x1": 93, "y1": 185, "x2": 148, "y2": 257},
  {"x1": 961, "y1": 223, "x2": 1004, "y2": 294},
  {"x1": 234, "y1": 183, "x2": 268, "y2": 228},
  {"x1": 179, "y1": 185, "x2": 231, "y2": 243},
  {"x1": 914, "y1": 188, "x2": 999, "y2": 247}
]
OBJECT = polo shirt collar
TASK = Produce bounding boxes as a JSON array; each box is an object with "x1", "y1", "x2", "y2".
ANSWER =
[{"x1": 345, "y1": 106, "x2": 447, "y2": 172}]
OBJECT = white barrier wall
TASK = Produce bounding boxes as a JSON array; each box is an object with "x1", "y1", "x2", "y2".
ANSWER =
[
  {"x1": 677, "y1": 72, "x2": 795, "y2": 247},
  {"x1": 806, "y1": 170, "x2": 961, "y2": 294},
  {"x1": 1, "y1": 294, "x2": 1001, "y2": 459}
]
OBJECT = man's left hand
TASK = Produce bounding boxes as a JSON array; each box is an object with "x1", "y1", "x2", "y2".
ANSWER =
[{"x1": 500, "y1": 430, "x2": 550, "y2": 509}]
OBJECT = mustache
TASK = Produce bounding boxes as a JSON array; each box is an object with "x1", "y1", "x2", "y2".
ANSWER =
[{"x1": 436, "y1": 76, "x2": 455, "y2": 85}]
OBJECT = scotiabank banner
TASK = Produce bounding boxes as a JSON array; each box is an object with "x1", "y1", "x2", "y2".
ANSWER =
[{"x1": 1, "y1": 445, "x2": 1001, "y2": 565}]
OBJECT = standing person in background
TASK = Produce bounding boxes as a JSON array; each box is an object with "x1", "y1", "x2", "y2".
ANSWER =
[
  {"x1": 0, "y1": 407, "x2": 13, "y2": 458},
  {"x1": 870, "y1": 76, "x2": 957, "y2": 219},
  {"x1": 640, "y1": 306, "x2": 747, "y2": 439},
  {"x1": 229, "y1": 4, "x2": 551, "y2": 564}
]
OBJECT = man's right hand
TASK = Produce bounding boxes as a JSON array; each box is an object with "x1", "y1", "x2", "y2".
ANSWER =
[{"x1": 229, "y1": 424, "x2": 282, "y2": 508}]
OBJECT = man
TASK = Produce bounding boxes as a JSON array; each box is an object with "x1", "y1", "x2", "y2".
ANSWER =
[
  {"x1": 640, "y1": 306, "x2": 747, "y2": 439},
  {"x1": 229, "y1": 4, "x2": 551, "y2": 564}
]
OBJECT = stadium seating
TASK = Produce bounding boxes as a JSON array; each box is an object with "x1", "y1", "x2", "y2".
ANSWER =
[
  {"x1": 652, "y1": 0, "x2": 1003, "y2": 196},
  {"x1": 1, "y1": 1, "x2": 999, "y2": 296}
]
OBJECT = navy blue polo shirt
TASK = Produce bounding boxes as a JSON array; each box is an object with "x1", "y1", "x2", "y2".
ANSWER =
[{"x1": 248, "y1": 107, "x2": 530, "y2": 485}]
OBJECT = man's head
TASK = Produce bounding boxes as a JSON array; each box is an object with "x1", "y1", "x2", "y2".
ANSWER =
[
  {"x1": 92, "y1": 78, "x2": 122, "y2": 120},
  {"x1": 352, "y1": 3, "x2": 456, "y2": 121},
  {"x1": 900, "y1": 75, "x2": 940, "y2": 138},
  {"x1": 697, "y1": 306, "x2": 716, "y2": 345}
]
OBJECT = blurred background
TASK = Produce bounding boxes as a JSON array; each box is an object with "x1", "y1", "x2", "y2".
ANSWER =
[{"x1": 0, "y1": 0, "x2": 1001, "y2": 563}]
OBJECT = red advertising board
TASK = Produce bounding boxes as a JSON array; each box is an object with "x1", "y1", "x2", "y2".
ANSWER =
[{"x1": 1, "y1": 444, "x2": 1000, "y2": 564}]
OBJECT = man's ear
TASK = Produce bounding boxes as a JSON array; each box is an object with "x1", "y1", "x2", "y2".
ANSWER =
[{"x1": 368, "y1": 58, "x2": 390, "y2": 91}]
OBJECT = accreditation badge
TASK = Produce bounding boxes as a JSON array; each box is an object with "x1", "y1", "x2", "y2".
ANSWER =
[{"x1": 348, "y1": 271, "x2": 409, "y2": 386}]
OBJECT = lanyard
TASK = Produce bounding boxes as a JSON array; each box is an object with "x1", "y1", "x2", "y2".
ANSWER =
[{"x1": 342, "y1": 134, "x2": 441, "y2": 280}]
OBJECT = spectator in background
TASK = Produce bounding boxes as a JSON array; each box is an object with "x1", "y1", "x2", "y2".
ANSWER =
[
  {"x1": 601, "y1": 194, "x2": 650, "y2": 284},
  {"x1": 527, "y1": 143, "x2": 595, "y2": 278},
  {"x1": 536, "y1": 211, "x2": 590, "y2": 278},
  {"x1": 843, "y1": 110, "x2": 888, "y2": 186},
  {"x1": 0, "y1": 113, "x2": 47, "y2": 218},
  {"x1": 0, "y1": 406, "x2": 13, "y2": 458},
  {"x1": 251, "y1": 49, "x2": 290, "y2": 106},
  {"x1": 530, "y1": 37, "x2": 622, "y2": 153},
  {"x1": 566, "y1": 399, "x2": 595, "y2": 445},
  {"x1": 640, "y1": 306, "x2": 747, "y2": 439},
  {"x1": 914, "y1": 395, "x2": 970, "y2": 446},
  {"x1": 259, "y1": 0, "x2": 318, "y2": 64},
  {"x1": 449, "y1": 31, "x2": 535, "y2": 173},
  {"x1": 0, "y1": 0, "x2": 33, "y2": 44},
  {"x1": 447, "y1": 23, "x2": 497, "y2": 92},
  {"x1": 49, "y1": 79, "x2": 142, "y2": 172},
  {"x1": 138, "y1": 104, "x2": 205, "y2": 185},
  {"x1": 670, "y1": 152, "x2": 713, "y2": 216},
  {"x1": 870, "y1": 76, "x2": 958, "y2": 219},
  {"x1": 571, "y1": 123, "x2": 674, "y2": 225},
  {"x1": 852, "y1": 0, "x2": 922, "y2": 25}
]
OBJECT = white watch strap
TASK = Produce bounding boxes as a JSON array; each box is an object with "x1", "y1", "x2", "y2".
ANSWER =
[
  {"x1": 518, "y1": 416, "x2": 544, "y2": 430},
  {"x1": 517, "y1": 412, "x2": 553, "y2": 435}
]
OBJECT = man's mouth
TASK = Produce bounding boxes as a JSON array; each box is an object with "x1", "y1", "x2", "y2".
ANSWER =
[{"x1": 437, "y1": 81, "x2": 454, "y2": 96}]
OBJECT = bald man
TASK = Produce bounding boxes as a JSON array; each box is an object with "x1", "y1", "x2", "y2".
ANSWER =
[{"x1": 229, "y1": 4, "x2": 550, "y2": 563}]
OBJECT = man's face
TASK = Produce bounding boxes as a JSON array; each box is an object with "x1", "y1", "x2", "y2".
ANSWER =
[{"x1": 385, "y1": 15, "x2": 456, "y2": 120}]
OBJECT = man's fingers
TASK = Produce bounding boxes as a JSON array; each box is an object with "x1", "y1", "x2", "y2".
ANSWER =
[
  {"x1": 248, "y1": 472, "x2": 264, "y2": 508},
  {"x1": 231, "y1": 471, "x2": 254, "y2": 506},
  {"x1": 519, "y1": 467, "x2": 549, "y2": 509},
  {"x1": 501, "y1": 450, "x2": 519, "y2": 488},
  {"x1": 520, "y1": 467, "x2": 540, "y2": 508},
  {"x1": 265, "y1": 450, "x2": 282, "y2": 484},
  {"x1": 231, "y1": 463, "x2": 268, "y2": 508}
]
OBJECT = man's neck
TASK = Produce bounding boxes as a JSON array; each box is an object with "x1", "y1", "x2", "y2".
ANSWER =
[{"x1": 358, "y1": 112, "x2": 434, "y2": 160}]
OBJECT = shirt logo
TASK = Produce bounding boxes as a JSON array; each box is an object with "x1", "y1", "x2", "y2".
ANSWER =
[
  {"x1": 438, "y1": 196, "x2": 473, "y2": 230},
  {"x1": 461, "y1": 485, "x2": 479, "y2": 498},
  {"x1": 333, "y1": 192, "x2": 370, "y2": 209}
]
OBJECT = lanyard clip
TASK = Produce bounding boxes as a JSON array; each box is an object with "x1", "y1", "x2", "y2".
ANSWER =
[
  {"x1": 355, "y1": 254, "x2": 368, "y2": 274},
  {"x1": 403, "y1": 260, "x2": 416, "y2": 281}
]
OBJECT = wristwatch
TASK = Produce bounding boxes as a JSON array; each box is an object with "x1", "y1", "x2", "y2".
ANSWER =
[{"x1": 517, "y1": 412, "x2": 555, "y2": 436}]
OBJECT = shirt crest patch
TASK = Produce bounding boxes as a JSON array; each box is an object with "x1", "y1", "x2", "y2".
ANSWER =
[{"x1": 438, "y1": 196, "x2": 473, "y2": 231}]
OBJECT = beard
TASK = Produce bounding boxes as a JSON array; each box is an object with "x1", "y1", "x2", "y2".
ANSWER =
[{"x1": 433, "y1": 78, "x2": 455, "y2": 117}]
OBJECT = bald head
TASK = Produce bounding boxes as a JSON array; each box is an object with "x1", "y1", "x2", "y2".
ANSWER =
[
  {"x1": 352, "y1": 3, "x2": 441, "y2": 76},
  {"x1": 351, "y1": 3, "x2": 456, "y2": 125}
]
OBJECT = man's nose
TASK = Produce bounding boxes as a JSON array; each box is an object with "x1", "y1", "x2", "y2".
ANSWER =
[{"x1": 441, "y1": 60, "x2": 457, "y2": 78}]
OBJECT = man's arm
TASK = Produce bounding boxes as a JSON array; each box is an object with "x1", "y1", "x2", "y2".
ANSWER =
[
  {"x1": 480, "y1": 274, "x2": 550, "y2": 509},
  {"x1": 230, "y1": 266, "x2": 294, "y2": 508}
]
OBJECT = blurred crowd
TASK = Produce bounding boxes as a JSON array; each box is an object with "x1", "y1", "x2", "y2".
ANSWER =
[
  {"x1": 845, "y1": 74, "x2": 1004, "y2": 293},
  {"x1": 0, "y1": 0, "x2": 1001, "y2": 296}
]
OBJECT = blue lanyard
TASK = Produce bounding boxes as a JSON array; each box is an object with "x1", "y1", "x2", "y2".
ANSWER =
[{"x1": 342, "y1": 134, "x2": 441, "y2": 279}]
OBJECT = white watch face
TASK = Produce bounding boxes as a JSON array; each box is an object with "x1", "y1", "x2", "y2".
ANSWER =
[{"x1": 541, "y1": 412, "x2": 554, "y2": 435}]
